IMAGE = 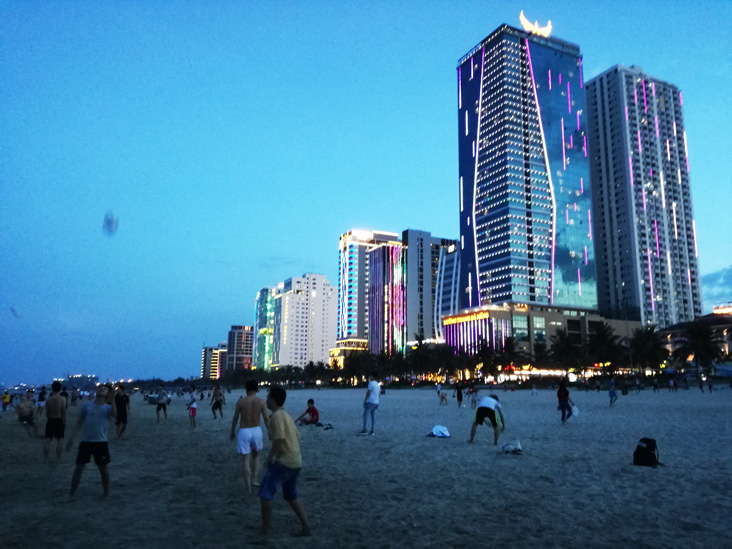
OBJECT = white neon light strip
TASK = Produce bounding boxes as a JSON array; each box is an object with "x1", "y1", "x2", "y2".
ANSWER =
[
  {"x1": 672, "y1": 202, "x2": 678, "y2": 239},
  {"x1": 460, "y1": 176, "x2": 463, "y2": 213},
  {"x1": 659, "y1": 170, "x2": 666, "y2": 209},
  {"x1": 667, "y1": 250, "x2": 672, "y2": 275}
]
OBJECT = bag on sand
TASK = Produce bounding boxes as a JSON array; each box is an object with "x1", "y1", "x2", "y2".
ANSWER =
[
  {"x1": 633, "y1": 437, "x2": 660, "y2": 466},
  {"x1": 427, "y1": 425, "x2": 450, "y2": 438},
  {"x1": 500, "y1": 440, "x2": 522, "y2": 455}
]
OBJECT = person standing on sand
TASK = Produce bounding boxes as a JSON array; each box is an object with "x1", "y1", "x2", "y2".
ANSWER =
[
  {"x1": 359, "y1": 372, "x2": 380, "y2": 436},
  {"x1": 230, "y1": 380, "x2": 270, "y2": 493},
  {"x1": 557, "y1": 380, "x2": 573, "y2": 424},
  {"x1": 67, "y1": 384, "x2": 117, "y2": 498},
  {"x1": 211, "y1": 385, "x2": 225, "y2": 419},
  {"x1": 156, "y1": 386, "x2": 168, "y2": 423},
  {"x1": 44, "y1": 381, "x2": 66, "y2": 462},
  {"x1": 609, "y1": 379, "x2": 618, "y2": 407},
  {"x1": 187, "y1": 385, "x2": 197, "y2": 428},
  {"x1": 468, "y1": 394, "x2": 505, "y2": 445},
  {"x1": 2, "y1": 389, "x2": 11, "y2": 412},
  {"x1": 453, "y1": 382, "x2": 464, "y2": 408},
  {"x1": 114, "y1": 384, "x2": 130, "y2": 440},
  {"x1": 258, "y1": 386, "x2": 311, "y2": 541},
  {"x1": 37, "y1": 386, "x2": 47, "y2": 416}
]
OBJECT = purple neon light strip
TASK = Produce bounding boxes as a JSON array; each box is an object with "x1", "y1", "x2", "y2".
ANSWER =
[
  {"x1": 679, "y1": 91, "x2": 683, "y2": 106},
  {"x1": 654, "y1": 220, "x2": 660, "y2": 257},
  {"x1": 566, "y1": 209, "x2": 569, "y2": 224},
  {"x1": 642, "y1": 79, "x2": 647, "y2": 113},
  {"x1": 458, "y1": 67, "x2": 462, "y2": 109},
  {"x1": 548, "y1": 69, "x2": 551, "y2": 90},
  {"x1": 561, "y1": 117, "x2": 566, "y2": 170},
  {"x1": 625, "y1": 106, "x2": 629, "y2": 121},
  {"x1": 577, "y1": 269, "x2": 582, "y2": 297},
  {"x1": 567, "y1": 81, "x2": 571, "y2": 113},
  {"x1": 580, "y1": 177, "x2": 584, "y2": 193},
  {"x1": 570, "y1": 135, "x2": 573, "y2": 148},
  {"x1": 647, "y1": 250, "x2": 655, "y2": 311},
  {"x1": 577, "y1": 111, "x2": 580, "y2": 131},
  {"x1": 559, "y1": 73, "x2": 562, "y2": 85},
  {"x1": 574, "y1": 203, "x2": 577, "y2": 212},
  {"x1": 526, "y1": 40, "x2": 555, "y2": 304},
  {"x1": 655, "y1": 116, "x2": 659, "y2": 137},
  {"x1": 650, "y1": 168, "x2": 653, "y2": 178},
  {"x1": 629, "y1": 156, "x2": 634, "y2": 187},
  {"x1": 688, "y1": 269, "x2": 692, "y2": 286},
  {"x1": 634, "y1": 88, "x2": 638, "y2": 104},
  {"x1": 588, "y1": 210, "x2": 592, "y2": 240},
  {"x1": 583, "y1": 135, "x2": 587, "y2": 157},
  {"x1": 584, "y1": 245, "x2": 588, "y2": 265}
]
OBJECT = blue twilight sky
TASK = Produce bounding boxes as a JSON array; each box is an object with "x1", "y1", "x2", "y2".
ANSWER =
[{"x1": 2, "y1": 1, "x2": 731, "y2": 385}]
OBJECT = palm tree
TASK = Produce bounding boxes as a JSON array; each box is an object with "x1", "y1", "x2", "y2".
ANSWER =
[
  {"x1": 672, "y1": 321, "x2": 724, "y2": 376},
  {"x1": 630, "y1": 325, "x2": 668, "y2": 372},
  {"x1": 550, "y1": 328, "x2": 582, "y2": 371},
  {"x1": 587, "y1": 323, "x2": 624, "y2": 376}
]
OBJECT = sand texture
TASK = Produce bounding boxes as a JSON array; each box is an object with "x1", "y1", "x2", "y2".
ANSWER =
[{"x1": 2, "y1": 386, "x2": 731, "y2": 548}]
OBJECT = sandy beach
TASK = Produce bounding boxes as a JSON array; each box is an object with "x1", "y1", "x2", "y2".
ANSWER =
[{"x1": 1, "y1": 385, "x2": 731, "y2": 548}]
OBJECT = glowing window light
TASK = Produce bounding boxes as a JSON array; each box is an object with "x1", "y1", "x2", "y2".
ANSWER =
[
  {"x1": 642, "y1": 79, "x2": 647, "y2": 113},
  {"x1": 629, "y1": 156, "x2": 634, "y2": 187},
  {"x1": 567, "y1": 81, "x2": 571, "y2": 113},
  {"x1": 683, "y1": 131, "x2": 689, "y2": 172},
  {"x1": 654, "y1": 219, "x2": 660, "y2": 256},
  {"x1": 660, "y1": 171, "x2": 666, "y2": 209},
  {"x1": 692, "y1": 220, "x2": 698, "y2": 257},
  {"x1": 655, "y1": 116, "x2": 659, "y2": 137},
  {"x1": 647, "y1": 249, "x2": 655, "y2": 311},
  {"x1": 587, "y1": 210, "x2": 592, "y2": 240},
  {"x1": 458, "y1": 67, "x2": 462, "y2": 109},
  {"x1": 577, "y1": 269, "x2": 582, "y2": 296},
  {"x1": 672, "y1": 202, "x2": 678, "y2": 239}
]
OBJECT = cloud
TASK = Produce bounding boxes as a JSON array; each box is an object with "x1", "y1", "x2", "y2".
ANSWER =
[{"x1": 701, "y1": 266, "x2": 732, "y2": 313}]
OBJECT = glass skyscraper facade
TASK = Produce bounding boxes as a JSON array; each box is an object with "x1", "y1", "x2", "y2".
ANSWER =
[{"x1": 457, "y1": 24, "x2": 597, "y2": 312}]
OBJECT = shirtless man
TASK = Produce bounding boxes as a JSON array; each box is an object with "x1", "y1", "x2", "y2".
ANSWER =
[
  {"x1": 17, "y1": 392, "x2": 38, "y2": 437},
  {"x1": 230, "y1": 380, "x2": 270, "y2": 493},
  {"x1": 44, "y1": 381, "x2": 67, "y2": 462},
  {"x1": 211, "y1": 385, "x2": 225, "y2": 419}
]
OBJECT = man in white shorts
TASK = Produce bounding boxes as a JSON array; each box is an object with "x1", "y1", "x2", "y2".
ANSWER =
[{"x1": 230, "y1": 380, "x2": 270, "y2": 493}]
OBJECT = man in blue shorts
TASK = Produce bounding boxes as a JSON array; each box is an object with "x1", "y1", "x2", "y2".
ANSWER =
[
  {"x1": 67, "y1": 384, "x2": 117, "y2": 498},
  {"x1": 258, "y1": 386, "x2": 311, "y2": 540}
]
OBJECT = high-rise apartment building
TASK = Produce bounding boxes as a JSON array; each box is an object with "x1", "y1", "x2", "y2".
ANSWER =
[
  {"x1": 272, "y1": 273, "x2": 336, "y2": 368},
  {"x1": 337, "y1": 229, "x2": 399, "y2": 342},
  {"x1": 201, "y1": 344, "x2": 226, "y2": 380},
  {"x1": 434, "y1": 243, "x2": 461, "y2": 341},
  {"x1": 226, "y1": 325, "x2": 254, "y2": 371},
  {"x1": 457, "y1": 24, "x2": 597, "y2": 311},
  {"x1": 586, "y1": 65, "x2": 702, "y2": 327},
  {"x1": 253, "y1": 288, "x2": 278, "y2": 369}
]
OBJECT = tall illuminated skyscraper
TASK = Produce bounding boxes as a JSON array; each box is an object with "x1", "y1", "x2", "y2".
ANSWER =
[
  {"x1": 586, "y1": 65, "x2": 702, "y2": 327},
  {"x1": 457, "y1": 24, "x2": 597, "y2": 311},
  {"x1": 253, "y1": 287, "x2": 278, "y2": 369},
  {"x1": 226, "y1": 325, "x2": 254, "y2": 371}
]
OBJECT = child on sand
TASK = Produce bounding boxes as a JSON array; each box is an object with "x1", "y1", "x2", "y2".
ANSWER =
[
  {"x1": 258, "y1": 386, "x2": 311, "y2": 540},
  {"x1": 295, "y1": 399, "x2": 320, "y2": 426}
]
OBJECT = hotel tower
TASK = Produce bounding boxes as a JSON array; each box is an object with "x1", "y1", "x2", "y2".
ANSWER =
[
  {"x1": 586, "y1": 65, "x2": 702, "y2": 327},
  {"x1": 457, "y1": 23, "x2": 597, "y2": 311}
]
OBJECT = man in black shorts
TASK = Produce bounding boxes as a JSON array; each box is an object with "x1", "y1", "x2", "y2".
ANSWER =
[
  {"x1": 156, "y1": 385, "x2": 168, "y2": 423},
  {"x1": 468, "y1": 394, "x2": 505, "y2": 445},
  {"x1": 115, "y1": 384, "x2": 130, "y2": 439},
  {"x1": 44, "y1": 381, "x2": 67, "y2": 462},
  {"x1": 67, "y1": 384, "x2": 117, "y2": 498}
]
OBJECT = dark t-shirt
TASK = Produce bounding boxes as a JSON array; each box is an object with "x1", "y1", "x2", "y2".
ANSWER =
[{"x1": 115, "y1": 394, "x2": 130, "y2": 419}]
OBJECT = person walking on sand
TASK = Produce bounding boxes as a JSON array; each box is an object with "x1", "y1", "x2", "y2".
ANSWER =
[
  {"x1": 67, "y1": 384, "x2": 117, "y2": 498},
  {"x1": 156, "y1": 386, "x2": 168, "y2": 423},
  {"x1": 2, "y1": 389, "x2": 12, "y2": 412},
  {"x1": 557, "y1": 380, "x2": 574, "y2": 424},
  {"x1": 44, "y1": 381, "x2": 66, "y2": 462},
  {"x1": 468, "y1": 394, "x2": 505, "y2": 445},
  {"x1": 609, "y1": 379, "x2": 618, "y2": 407},
  {"x1": 454, "y1": 382, "x2": 464, "y2": 408},
  {"x1": 257, "y1": 386, "x2": 311, "y2": 541},
  {"x1": 16, "y1": 392, "x2": 37, "y2": 437},
  {"x1": 211, "y1": 385, "x2": 225, "y2": 419},
  {"x1": 36, "y1": 386, "x2": 47, "y2": 416},
  {"x1": 114, "y1": 384, "x2": 130, "y2": 440},
  {"x1": 359, "y1": 372, "x2": 380, "y2": 436},
  {"x1": 230, "y1": 380, "x2": 270, "y2": 493},
  {"x1": 187, "y1": 385, "x2": 197, "y2": 428}
]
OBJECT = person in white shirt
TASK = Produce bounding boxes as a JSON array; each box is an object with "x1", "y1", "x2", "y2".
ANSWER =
[
  {"x1": 186, "y1": 385, "x2": 197, "y2": 428},
  {"x1": 359, "y1": 373, "x2": 380, "y2": 436},
  {"x1": 468, "y1": 395, "x2": 505, "y2": 445}
]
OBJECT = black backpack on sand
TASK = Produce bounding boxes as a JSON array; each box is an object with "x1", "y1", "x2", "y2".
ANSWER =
[{"x1": 633, "y1": 437, "x2": 660, "y2": 467}]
